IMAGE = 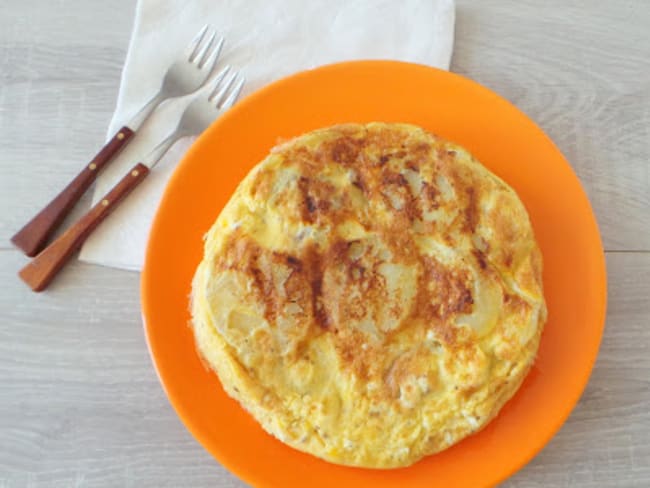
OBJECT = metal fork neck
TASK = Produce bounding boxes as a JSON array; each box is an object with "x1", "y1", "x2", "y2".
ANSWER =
[
  {"x1": 127, "y1": 91, "x2": 165, "y2": 131},
  {"x1": 141, "y1": 131, "x2": 182, "y2": 169}
]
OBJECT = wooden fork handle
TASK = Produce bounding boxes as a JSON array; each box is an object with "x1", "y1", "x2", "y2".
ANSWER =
[
  {"x1": 19, "y1": 163, "x2": 149, "y2": 292},
  {"x1": 11, "y1": 126, "x2": 135, "y2": 257}
]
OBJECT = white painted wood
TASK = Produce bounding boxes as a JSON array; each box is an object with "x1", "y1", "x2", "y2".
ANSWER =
[
  {"x1": 0, "y1": 1, "x2": 648, "y2": 487},
  {"x1": 451, "y1": 0, "x2": 650, "y2": 251}
]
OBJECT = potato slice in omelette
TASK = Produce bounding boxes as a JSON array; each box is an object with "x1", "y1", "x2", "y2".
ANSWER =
[{"x1": 191, "y1": 123, "x2": 546, "y2": 468}]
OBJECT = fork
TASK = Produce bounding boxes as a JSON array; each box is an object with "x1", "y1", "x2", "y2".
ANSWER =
[
  {"x1": 11, "y1": 25, "x2": 225, "y2": 257},
  {"x1": 18, "y1": 67, "x2": 245, "y2": 292}
]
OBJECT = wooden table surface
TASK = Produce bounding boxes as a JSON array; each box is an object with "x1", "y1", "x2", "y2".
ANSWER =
[{"x1": 1, "y1": 1, "x2": 648, "y2": 486}]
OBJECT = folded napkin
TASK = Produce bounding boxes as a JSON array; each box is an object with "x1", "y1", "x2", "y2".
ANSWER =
[{"x1": 79, "y1": 0, "x2": 455, "y2": 270}]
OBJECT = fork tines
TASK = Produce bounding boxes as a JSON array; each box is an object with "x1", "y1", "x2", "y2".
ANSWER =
[
  {"x1": 209, "y1": 70, "x2": 245, "y2": 110},
  {"x1": 187, "y1": 25, "x2": 225, "y2": 71}
]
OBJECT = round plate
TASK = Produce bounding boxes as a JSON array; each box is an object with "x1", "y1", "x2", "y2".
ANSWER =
[{"x1": 141, "y1": 61, "x2": 606, "y2": 488}]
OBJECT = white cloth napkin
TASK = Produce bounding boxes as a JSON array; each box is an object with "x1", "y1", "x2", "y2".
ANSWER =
[{"x1": 79, "y1": 0, "x2": 455, "y2": 271}]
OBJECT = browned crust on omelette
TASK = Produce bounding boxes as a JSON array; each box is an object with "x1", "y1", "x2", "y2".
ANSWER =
[{"x1": 191, "y1": 123, "x2": 547, "y2": 468}]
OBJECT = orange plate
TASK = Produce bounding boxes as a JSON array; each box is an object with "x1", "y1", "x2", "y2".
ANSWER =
[{"x1": 141, "y1": 61, "x2": 606, "y2": 487}]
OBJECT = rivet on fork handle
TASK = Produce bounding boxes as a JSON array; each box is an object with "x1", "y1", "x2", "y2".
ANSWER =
[
  {"x1": 18, "y1": 162, "x2": 149, "y2": 292},
  {"x1": 10, "y1": 127, "x2": 135, "y2": 257}
]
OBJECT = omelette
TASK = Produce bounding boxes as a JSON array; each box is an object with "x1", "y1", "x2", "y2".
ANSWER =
[{"x1": 191, "y1": 123, "x2": 546, "y2": 468}]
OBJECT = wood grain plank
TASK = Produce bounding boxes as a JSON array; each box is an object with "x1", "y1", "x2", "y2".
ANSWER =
[
  {"x1": 0, "y1": 1, "x2": 649, "y2": 487},
  {"x1": 452, "y1": 0, "x2": 650, "y2": 251},
  {"x1": 0, "y1": 250, "x2": 243, "y2": 488},
  {"x1": 2, "y1": 0, "x2": 649, "y2": 251},
  {"x1": 0, "y1": 0, "x2": 134, "y2": 247},
  {"x1": 1, "y1": 251, "x2": 648, "y2": 487}
]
